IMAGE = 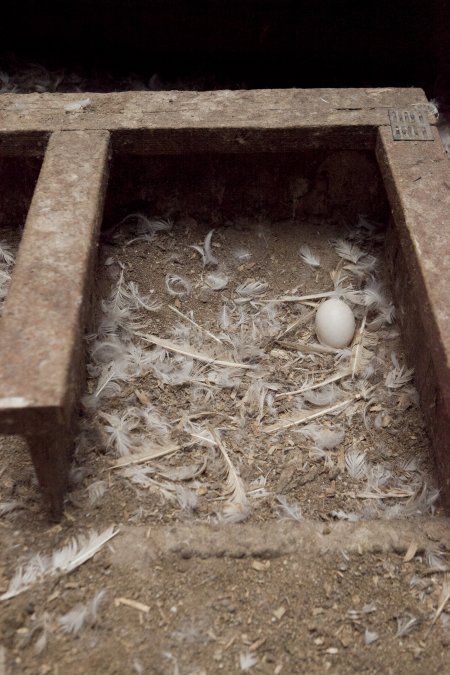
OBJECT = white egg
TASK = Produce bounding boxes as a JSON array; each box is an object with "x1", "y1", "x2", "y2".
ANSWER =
[{"x1": 315, "y1": 298, "x2": 355, "y2": 348}]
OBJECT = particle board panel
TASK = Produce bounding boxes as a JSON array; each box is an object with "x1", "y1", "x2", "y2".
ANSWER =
[
  {"x1": 376, "y1": 125, "x2": 450, "y2": 508},
  {"x1": 0, "y1": 88, "x2": 433, "y2": 156},
  {"x1": 0, "y1": 129, "x2": 110, "y2": 518}
]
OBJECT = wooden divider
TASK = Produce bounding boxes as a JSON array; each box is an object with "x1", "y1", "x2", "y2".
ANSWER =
[
  {"x1": 0, "y1": 130, "x2": 110, "y2": 518},
  {"x1": 376, "y1": 126, "x2": 450, "y2": 509}
]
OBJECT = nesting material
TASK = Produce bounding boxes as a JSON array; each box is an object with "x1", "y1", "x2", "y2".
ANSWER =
[
  {"x1": 76, "y1": 213, "x2": 436, "y2": 524},
  {"x1": 0, "y1": 230, "x2": 18, "y2": 314}
]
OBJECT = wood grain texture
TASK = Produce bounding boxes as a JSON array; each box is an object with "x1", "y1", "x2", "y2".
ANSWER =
[
  {"x1": 0, "y1": 89, "x2": 432, "y2": 155},
  {"x1": 0, "y1": 130, "x2": 110, "y2": 517},
  {"x1": 377, "y1": 126, "x2": 450, "y2": 507}
]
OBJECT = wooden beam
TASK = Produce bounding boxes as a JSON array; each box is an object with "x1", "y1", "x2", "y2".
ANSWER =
[
  {"x1": 376, "y1": 125, "x2": 450, "y2": 507},
  {"x1": 0, "y1": 88, "x2": 432, "y2": 155},
  {"x1": 0, "y1": 129, "x2": 110, "y2": 518}
]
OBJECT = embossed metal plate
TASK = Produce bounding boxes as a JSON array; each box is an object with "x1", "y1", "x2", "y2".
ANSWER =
[{"x1": 389, "y1": 108, "x2": 434, "y2": 141}]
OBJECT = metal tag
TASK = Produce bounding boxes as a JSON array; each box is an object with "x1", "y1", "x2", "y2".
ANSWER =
[{"x1": 389, "y1": 108, "x2": 434, "y2": 141}]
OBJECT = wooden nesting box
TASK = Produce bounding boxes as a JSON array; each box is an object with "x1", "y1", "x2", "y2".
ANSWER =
[{"x1": 0, "y1": 88, "x2": 449, "y2": 518}]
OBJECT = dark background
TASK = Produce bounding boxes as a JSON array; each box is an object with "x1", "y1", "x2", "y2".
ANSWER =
[{"x1": 0, "y1": 1, "x2": 448, "y2": 103}]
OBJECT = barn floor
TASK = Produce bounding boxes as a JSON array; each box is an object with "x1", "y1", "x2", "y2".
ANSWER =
[{"x1": 2, "y1": 214, "x2": 450, "y2": 674}]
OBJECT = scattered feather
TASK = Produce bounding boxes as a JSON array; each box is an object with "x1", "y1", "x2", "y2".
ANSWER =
[
  {"x1": 364, "y1": 628, "x2": 379, "y2": 645},
  {"x1": 174, "y1": 486, "x2": 199, "y2": 513},
  {"x1": 0, "y1": 241, "x2": 15, "y2": 266},
  {"x1": 302, "y1": 384, "x2": 341, "y2": 406},
  {"x1": 395, "y1": 615, "x2": 419, "y2": 637},
  {"x1": 298, "y1": 424, "x2": 345, "y2": 450},
  {"x1": 165, "y1": 274, "x2": 192, "y2": 297},
  {"x1": 169, "y1": 304, "x2": 223, "y2": 344},
  {"x1": 276, "y1": 370, "x2": 350, "y2": 400},
  {"x1": 134, "y1": 331, "x2": 253, "y2": 369},
  {"x1": 87, "y1": 480, "x2": 107, "y2": 505},
  {"x1": 59, "y1": 591, "x2": 106, "y2": 634},
  {"x1": 425, "y1": 550, "x2": 448, "y2": 572},
  {"x1": 213, "y1": 431, "x2": 250, "y2": 522},
  {"x1": 385, "y1": 364, "x2": 414, "y2": 390},
  {"x1": 236, "y1": 280, "x2": 268, "y2": 300},
  {"x1": 99, "y1": 409, "x2": 141, "y2": 456},
  {"x1": 263, "y1": 398, "x2": 355, "y2": 433},
  {"x1": 190, "y1": 229, "x2": 218, "y2": 267},
  {"x1": 25, "y1": 612, "x2": 52, "y2": 654},
  {"x1": 240, "y1": 651, "x2": 258, "y2": 670},
  {"x1": 205, "y1": 271, "x2": 229, "y2": 290},
  {"x1": 234, "y1": 248, "x2": 252, "y2": 262},
  {"x1": 276, "y1": 495, "x2": 303, "y2": 521},
  {"x1": 64, "y1": 97, "x2": 91, "y2": 112},
  {"x1": 299, "y1": 245, "x2": 320, "y2": 268},
  {"x1": 1, "y1": 527, "x2": 118, "y2": 601},
  {"x1": 218, "y1": 304, "x2": 231, "y2": 330},
  {"x1": 0, "y1": 500, "x2": 25, "y2": 517},
  {"x1": 332, "y1": 239, "x2": 366, "y2": 264},
  {"x1": 120, "y1": 213, "x2": 172, "y2": 235},
  {"x1": 428, "y1": 574, "x2": 450, "y2": 632},
  {"x1": 123, "y1": 281, "x2": 161, "y2": 312},
  {"x1": 345, "y1": 450, "x2": 368, "y2": 479},
  {"x1": 219, "y1": 502, "x2": 250, "y2": 523}
]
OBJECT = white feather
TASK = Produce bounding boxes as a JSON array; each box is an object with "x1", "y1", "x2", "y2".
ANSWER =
[
  {"x1": 345, "y1": 450, "x2": 369, "y2": 479},
  {"x1": 302, "y1": 384, "x2": 341, "y2": 406},
  {"x1": 234, "y1": 248, "x2": 252, "y2": 262},
  {"x1": 332, "y1": 239, "x2": 366, "y2": 263},
  {"x1": 190, "y1": 229, "x2": 218, "y2": 267},
  {"x1": 395, "y1": 615, "x2": 419, "y2": 637},
  {"x1": 59, "y1": 590, "x2": 106, "y2": 634},
  {"x1": 219, "y1": 502, "x2": 250, "y2": 523},
  {"x1": 87, "y1": 480, "x2": 107, "y2": 505},
  {"x1": 1, "y1": 528, "x2": 118, "y2": 601},
  {"x1": 165, "y1": 274, "x2": 192, "y2": 297},
  {"x1": 99, "y1": 409, "x2": 141, "y2": 456},
  {"x1": 364, "y1": 628, "x2": 379, "y2": 645},
  {"x1": 123, "y1": 281, "x2": 161, "y2": 312},
  {"x1": 120, "y1": 213, "x2": 173, "y2": 234},
  {"x1": 174, "y1": 485, "x2": 198, "y2": 513},
  {"x1": 236, "y1": 280, "x2": 268, "y2": 299},
  {"x1": 205, "y1": 271, "x2": 229, "y2": 290},
  {"x1": 64, "y1": 97, "x2": 91, "y2": 112},
  {"x1": 218, "y1": 304, "x2": 232, "y2": 330},
  {"x1": 140, "y1": 406, "x2": 171, "y2": 434},
  {"x1": 213, "y1": 431, "x2": 250, "y2": 520},
  {"x1": 298, "y1": 423, "x2": 345, "y2": 450},
  {"x1": 0, "y1": 241, "x2": 15, "y2": 266},
  {"x1": 0, "y1": 500, "x2": 24, "y2": 516},
  {"x1": 385, "y1": 365, "x2": 414, "y2": 389},
  {"x1": 276, "y1": 495, "x2": 303, "y2": 521},
  {"x1": 299, "y1": 245, "x2": 320, "y2": 268},
  {"x1": 239, "y1": 651, "x2": 258, "y2": 670}
]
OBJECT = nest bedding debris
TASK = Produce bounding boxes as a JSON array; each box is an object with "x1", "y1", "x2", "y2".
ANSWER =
[
  {"x1": 0, "y1": 227, "x2": 18, "y2": 314},
  {"x1": 75, "y1": 214, "x2": 436, "y2": 524}
]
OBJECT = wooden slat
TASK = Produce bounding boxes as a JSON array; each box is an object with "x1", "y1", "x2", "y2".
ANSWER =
[
  {"x1": 0, "y1": 129, "x2": 110, "y2": 517},
  {"x1": 376, "y1": 126, "x2": 450, "y2": 506},
  {"x1": 0, "y1": 88, "x2": 432, "y2": 155}
]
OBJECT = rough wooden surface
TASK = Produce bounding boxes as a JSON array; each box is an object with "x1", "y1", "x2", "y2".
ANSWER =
[
  {"x1": 0, "y1": 129, "x2": 110, "y2": 517},
  {"x1": 0, "y1": 88, "x2": 432, "y2": 155},
  {"x1": 376, "y1": 126, "x2": 450, "y2": 508}
]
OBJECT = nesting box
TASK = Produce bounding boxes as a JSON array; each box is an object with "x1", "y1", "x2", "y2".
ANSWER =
[{"x1": 0, "y1": 88, "x2": 449, "y2": 518}]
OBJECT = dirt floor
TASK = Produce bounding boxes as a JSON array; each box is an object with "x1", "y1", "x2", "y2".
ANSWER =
[{"x1": 2, "y1": 214, "x2": 450, "y2": 674}]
